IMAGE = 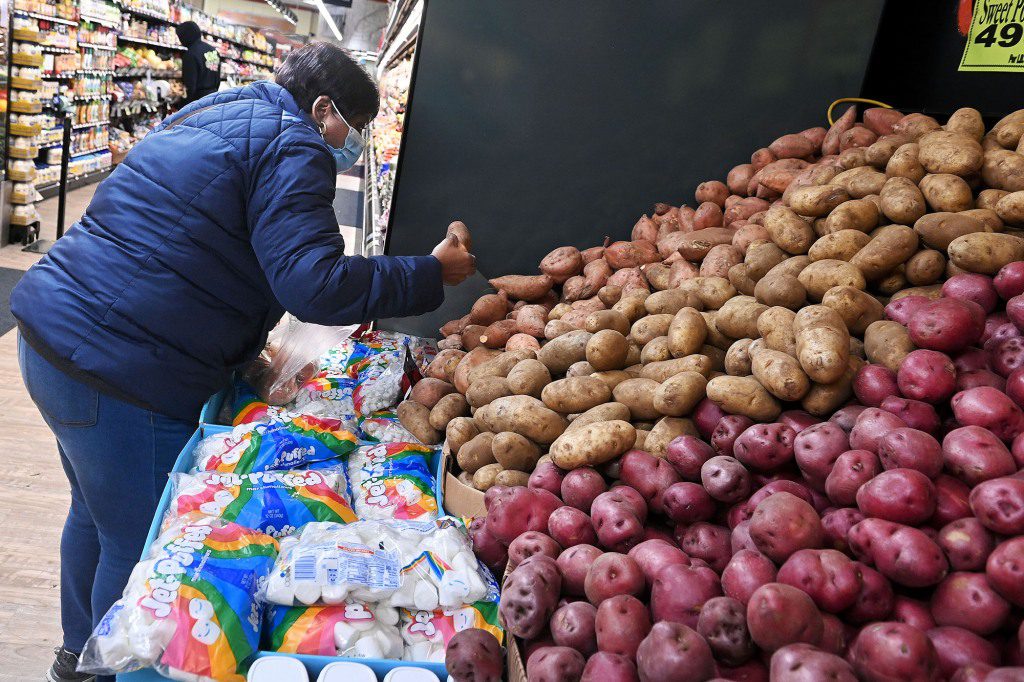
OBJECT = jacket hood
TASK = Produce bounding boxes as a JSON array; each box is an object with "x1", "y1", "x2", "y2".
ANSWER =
[{"x1": 175, "y1": 21, "x2": 201, "y2": 46}]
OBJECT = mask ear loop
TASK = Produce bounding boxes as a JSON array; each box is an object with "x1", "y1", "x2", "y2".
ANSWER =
[{"x1": 317, "y1": 118, "x2": 327, "y2": 137}]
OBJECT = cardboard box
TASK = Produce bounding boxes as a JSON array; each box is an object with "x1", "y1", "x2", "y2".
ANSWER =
[{"x1": 439, "y1": 441, "x2": 486, "y2": 517}]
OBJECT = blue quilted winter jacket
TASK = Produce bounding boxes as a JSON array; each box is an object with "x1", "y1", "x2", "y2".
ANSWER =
[{"x1": 12, "y1": 82, "x2": 444, "y2": 420}]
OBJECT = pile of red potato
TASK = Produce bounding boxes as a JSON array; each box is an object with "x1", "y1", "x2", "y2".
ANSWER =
[{"x1": 410, "y1": 104, "x2": 1024, "y2": 682}]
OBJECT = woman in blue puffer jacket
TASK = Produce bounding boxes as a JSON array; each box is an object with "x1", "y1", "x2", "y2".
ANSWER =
[{"x1": 11, "y1": 41, "x2": 475, "y2": 682}]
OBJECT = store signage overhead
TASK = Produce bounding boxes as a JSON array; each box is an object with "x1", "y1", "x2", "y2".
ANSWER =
[{"x1": 959, "y1": 0, "x2": 1024, "y2": 71}]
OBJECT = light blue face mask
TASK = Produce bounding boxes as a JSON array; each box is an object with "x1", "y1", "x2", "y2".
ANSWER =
[{"x1": 326, "y1": 99, "x2": 366, "y2": 172}]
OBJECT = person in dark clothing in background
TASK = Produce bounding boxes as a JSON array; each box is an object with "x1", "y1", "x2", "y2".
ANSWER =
[{"x1": 175, "y1": 20, "x2": 220, "y2": 103}]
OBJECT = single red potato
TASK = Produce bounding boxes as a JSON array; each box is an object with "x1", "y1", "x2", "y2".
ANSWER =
[
  {"x1": 547, "y1": 506, "x2": 598, "y2": 548},
  {"x1": 557, "y1": 544, "x2": 602, "y2": 596},
  {"x1": 930, "y1": 571, "x2": 1010, "y2": 635},
  {"x1": 749, "y1": 492, "x2": 824, "y2": 563},
  {"x1": 777, "y1": 549, "x2": 863, "y2": 613},
  {"x1": 970, "y1": 476, "x2": 1024, "y2": 535},
  {"x1": 855, "y1": 468, "x2": 937, "y2": 524},
  {"x1": 526, "y1": 646, "x2": 586, "y2": 682},
  {"x1": 594, "y1": 594, "x2": 651, "y2": 660},
  {"x1": 635, "y1": 621, "x2": 715, "y2": 682},
  {"x1": 550, "y1": 601, "x2": 598, "y2": 656},
  {"x1": 746, "y1": 583, "x2": 824, "y2": 653},
  {"x1": 986, "y1": 536, "x2": 1024, "y2": 606},
  {"x1": 627, "y1": 539, "x2": 690, "y2": 587},
  {"x1": 794, "y1": 422, "x2": 850, "y2": 490},
  {"x1": 825, "y1": 450, "x2": 882, "y2": 506},
  {"x1": 721, "y1": 549, "x2": 778, "y2": 605},
  {"x1": 580, "y1": 652, "x2": 639, "y2": 682},
  {"x1": 927, "y1": 626, "x2": 1001, "y2": 680},
  {"x1": 584, "y1": 552, "x2": 645, "y2": 605},
  {"x1": 561, "y1": 467, "x2": 607, "y2": 512},
  {"x1": 509, "y1": 531, "x2": 563, "y2": 568},
  {"x1": 936, "y1": 517, "x2": 996, "y2": 571},
  {"x1": 897, "y1": 349, "x2": 958, "y2": 404},
  {"x1": 445, "y1": 628, "x2": 504, "y2": 682},
  {"x1": 843, "y1": 562, "x2": 894, "y2": 624},
  {"x1": 650, "y1": 563, "x2": 722, "y2": 628},
  {"x1": 849, "y1": 622, "x2": 939, "y2": 682},
  {"x1": 769, "y1": 643, "x2": 856, "y2": 682}
]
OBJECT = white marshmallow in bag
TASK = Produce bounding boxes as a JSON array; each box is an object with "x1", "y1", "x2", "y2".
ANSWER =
[
  {"x1": 266, "y1": 599, "x2": 402, "y2": 660},
  {"x1": 78, "y1": 517, "x2": 278, "y2": 682},
  {"x1": 265, "y1": 522, "x2": 403, "y2": 607},
  {"x1": 399, "y1": 600, "x2": 503, "y2": 664},
  {"x1": 264, "y1": 519, "x2": 494, "y2": 613}
]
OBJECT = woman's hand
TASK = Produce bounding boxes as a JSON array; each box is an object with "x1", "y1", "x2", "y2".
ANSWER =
[{"x1": 432, "y1": 224, "x2": 476, "y2": 285}]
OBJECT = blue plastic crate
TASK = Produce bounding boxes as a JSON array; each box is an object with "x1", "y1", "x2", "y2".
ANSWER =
[
  {"x1": 198, "y1": 387, "x2": 230, "y2": 427},
  {"x1": 116, "y1": 425, "x2": 449, "y2": 682}
]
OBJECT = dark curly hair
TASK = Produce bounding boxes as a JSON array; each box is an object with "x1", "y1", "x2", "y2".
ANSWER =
[{"x1": 275, "y1": 41, "x2": 379, "y2": 126}]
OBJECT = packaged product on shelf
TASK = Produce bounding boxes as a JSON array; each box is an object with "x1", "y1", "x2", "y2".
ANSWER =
[
  {"x1": 264, "y1": 522, "x2": 403, "y2": 606},
  {"x1": 264, "y1": 519, "x2": 491, "y2": 611},
  {"x1": 78, "y1": 517, "x2": 278, "y2": 682},
  {"x1": 356, "y1": 409, "x2": 420, "y2": 445},
  {"x1": 389, "y1": 518, "x2": 492, "y2": 612},
  {"x1": 346, "y1": 442, "x2": 438, "y2": 521},
  {"x1": 399, "y1": 599, "x2": 502, "y2": 663},
  {"x1": 265, "y1": 602, "x2": 403, "y2": 659},
  {"x1": 349, "y1": 337, "x2": 413, "y2": 416},
  {"x1": 246, "y1": 316, "x2": 358, "y2": 406},
  {"x1": 165, "y1": 468, "x2": 356, "y2": 538},
  {"x1": 190, "y1": 415, "x2": 359, "y2": 474}
]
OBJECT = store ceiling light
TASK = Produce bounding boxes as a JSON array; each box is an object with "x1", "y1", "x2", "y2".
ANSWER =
[
  {"x1": 266, "y1": 0, "x2": 298, "y2": 24},
  {"x1": 310, "y1": 0, "x2": 343, "y2": 41}
]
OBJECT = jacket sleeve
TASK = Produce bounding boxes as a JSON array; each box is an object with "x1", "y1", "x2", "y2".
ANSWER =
[
  {"x1": 247, "y1": 133, "x2": 445, "y2": 326},
  {"x1": 181, "y1": 51, "x2": 198, "y2": 101}
]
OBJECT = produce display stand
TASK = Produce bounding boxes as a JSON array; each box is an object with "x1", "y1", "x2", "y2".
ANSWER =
[{"x1": 116, "y1": 422, "x2": 450, "y2": 681}]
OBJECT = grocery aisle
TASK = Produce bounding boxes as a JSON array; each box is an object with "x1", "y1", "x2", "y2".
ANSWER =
[
  {"x1": 0, "y1": 185, "x2": 94, "y2": 681},
  {"x1": 0, "y1": 325, "x2": 66, "y2": 680}
]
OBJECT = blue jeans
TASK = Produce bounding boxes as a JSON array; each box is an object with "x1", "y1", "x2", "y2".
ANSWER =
[{"x1": 18, "y1": 336, "x2": 195, "y2": 670}]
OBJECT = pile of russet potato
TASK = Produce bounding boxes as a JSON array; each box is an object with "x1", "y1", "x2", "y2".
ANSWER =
[
  {"x1": 392, "y1": 104, "x2": 1024, "y2": 682},
  {"x1": 396, "y1": 104, "x2": 1024, "y2": 491}
]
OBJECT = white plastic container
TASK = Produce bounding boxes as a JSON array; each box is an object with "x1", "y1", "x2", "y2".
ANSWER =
[
  {"x1": 316, "y1": 661, "x2": 378, "y2": 682},
  {"x1": 247, "y1": 656, "x2": 309, "y2": 681},
  {"x1": 382, "y1": 667, "x2": 441, "y2": 682}
]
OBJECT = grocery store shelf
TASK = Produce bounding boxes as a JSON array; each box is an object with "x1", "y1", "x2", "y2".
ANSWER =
[
  {"x1": 41, "y1": 45, "x2": 76, "y2": 53},
  {"x1": 117, "y1": 35, "x2": 184, "y2": 51},
  {"x1": 37, "y1": 167, "x2": 112, "y2": 199},
  {"x1": 77, "y1": 68, "x2": 115, "y2": 74},
  {"x1": 119, "y1": 4, "x2": 173, "y2": 23},
  {"x1": 80, "y1": 13, "x2": 120, "y2": 28},
  {"x1": 72, "y1": 119, "x2": 109, "y2": 129},
  {"x1": 223, "y1": 55, "x2": 273, "y2": 68},
  {"x1": 78, "y1": 42, "x2": 116, "y2": 51},
  {"x1": 72, "y1": 94, "x2": 111, "y2": 101},
  {"x1": 204, "y1": 32, "x2": 274, "y2": 56},
  {"x1": 13, "y1": 9, "x2": 78, "y2": 25},
  {"x1": 42, "y1": 73, "x2": 75, "y2": 79},
  {"x1": 114, "y1": 69, "x2": 181, "y2": 78}
]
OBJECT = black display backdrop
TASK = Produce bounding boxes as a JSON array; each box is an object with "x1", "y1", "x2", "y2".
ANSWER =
[
  {"x1": 862, "y1": 0, "x2": 1023, "y2": 123},
  {"x1": 380, "y1": 0, "x2": 885, "y2": 337}
]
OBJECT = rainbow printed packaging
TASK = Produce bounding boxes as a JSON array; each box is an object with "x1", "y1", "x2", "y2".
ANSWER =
[
  {"x1": 265, "y1": 601, "x2": 403, "y2": 659},
  {"x1": 166, "y1": 469, "x2": 357, "y2": 538},
  {"x1": 192, "y1": 416, "x2": 358, "y2": 475},
  {"x1": 346, "y1": 442, "x2": 438, "y2": 521},
  {"x1": 399, "y1": 600, "x2": 502, "y2": 663},
  {"x1": 78, "y1": 517, "x2": 278, "y2": 682}
]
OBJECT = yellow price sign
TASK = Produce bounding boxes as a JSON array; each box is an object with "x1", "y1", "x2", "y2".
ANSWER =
[{"x1": 960, "y1": 0, "x2": 1024, "y2": 71}]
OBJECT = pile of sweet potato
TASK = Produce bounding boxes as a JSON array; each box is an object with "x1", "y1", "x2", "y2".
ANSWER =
[{"x1": 405, "y1": 105, "x2": 1024, "y2": 682}]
